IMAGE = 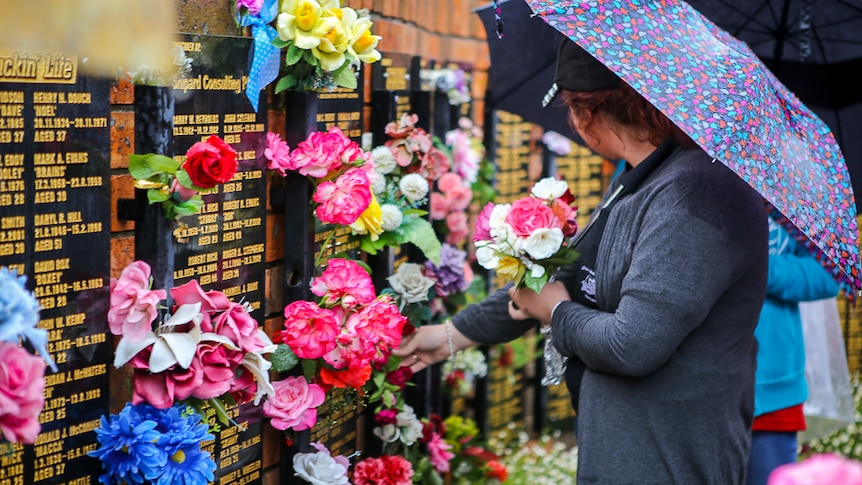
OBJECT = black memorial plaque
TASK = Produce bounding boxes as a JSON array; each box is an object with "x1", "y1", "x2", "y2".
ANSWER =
[
  {"x1": 550, "y1": 140, "x2": 604, "y2": 224},
  {"x1": 371, "y1": 53, "x2": 412, "y2": 146},
  {"x1": 490, "y1": 110, "x2": 533, "y2": 205},
  {"x1": 482, "y1": 355, "x2": 527, "y2": 437},
  {"x1": 134, "y1": 35, "x2": 268, "y2": 485},
  {"x1": 316, "y1": 65, "x2": 364, "y2": 142},
  {"x1": 0, "y1": 48, "x2": 111, "y2": 484}
]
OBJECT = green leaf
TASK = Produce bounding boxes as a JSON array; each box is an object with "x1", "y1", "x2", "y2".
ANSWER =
[
  {"x1": 402, "y1": 218, "x2": 442, "y2": 264},
  {"x1": 360, "y1": 237, "x2": 381, "y2": 255},
  {"x1": 333, "y1": 67, "x2": 357, "y2": 89},
  {"x1": 272, "y1": 37, "x2": 290, "y2": 49},
  {"x1": 274, "y1": 75, "x2": 298, "y2": 94},
  {"x1": 269, "y1": 344, "x2": 299, "y2": 373},
  {"x1": 402, "y1": 208, "x2": 428, "y2": 217},
  {"x1": 145, "y1": 154, "x2": 181, "y2": 174},
  {"x1": 175, "y1": 169, "x2": 195, "y2": 189},
  {"x1": 301, "y1": 359, "x2": 317, "y2": 381},
  {"x1": 286, "y1": 44, "x2": 303, "y2": 66},
  {"x1": 524, "y1": 272, "x2": 549, "y2": 294},
  {"x1": 173, "y1": 197, "x2": 203, "y2": 217},
  {"x1": 147, "y1": 188, "x2": 171, "y2": 203},
  {"x1": 208, "y1": 397, "x2": 233, "y2": 426},
  {"x1": 302, "y1": 49, "x2": 318, "y2": 67},
  {"x1": 128, "y1": 154, "x2": 154, "y2": 180}
]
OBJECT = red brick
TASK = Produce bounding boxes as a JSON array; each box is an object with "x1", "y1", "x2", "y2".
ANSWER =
[
  {"x1": 110, "y1": 111, "x2": 134, "y2": 169},
  {"x1": 266, "y1": 213, "x2": 285, "y2": 263},
  {"x1": 472, "y1": 98, "x2": 485, "y2": 127},
  {"x1": 265, "y1": 316, "x2": 284, "y2": 339},
  {"x1": 474, "y1": 41, "x2": 490, "y2": 70},
  {"x1": 451, "y1": 0, "x2": 470, "y2": 37},
  {"x1": 436, "y1": 0, "x2": 451, "y2": 35},
  {"x1": 111, "y1": 174, "x2": 135, "y2": 233},
  {"x1": 110, "y1": 236, "x2": 135, "y2": 278},
  {"x1": 472, "y1": 69, "x2": 488, "y2": 101},
  {"x1": 264, "y1": 265, "x2": 285, "y2": 316}
]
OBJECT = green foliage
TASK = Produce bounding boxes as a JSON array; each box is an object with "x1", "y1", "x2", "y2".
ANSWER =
[{"x1": 269, "y1": 344, "x2": 299, "y2": 373}]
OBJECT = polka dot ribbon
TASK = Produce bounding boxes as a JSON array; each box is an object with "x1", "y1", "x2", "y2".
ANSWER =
[{"x1": 241, "y1": 0, "x2": 280, "y2": 112}]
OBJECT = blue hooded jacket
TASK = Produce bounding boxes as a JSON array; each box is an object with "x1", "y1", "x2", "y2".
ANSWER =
[{"x1": 754, "y1": 218, "x2": 839, "y2": 417}]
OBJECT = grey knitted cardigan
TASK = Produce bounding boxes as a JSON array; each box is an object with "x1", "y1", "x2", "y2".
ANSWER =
[{"x1": 453, "y1": 146, "x2": 768, "y2": 484}]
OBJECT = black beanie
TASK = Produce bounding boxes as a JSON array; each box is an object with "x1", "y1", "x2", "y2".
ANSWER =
[{"x1": 543, "y1": 40, "x2": 621, "y2": 107}]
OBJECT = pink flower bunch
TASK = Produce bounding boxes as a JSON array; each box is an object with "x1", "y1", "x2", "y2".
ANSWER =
[
  {"x1": 474, "y1": 177, "x2": 579, "y2": 292},
  {"x1": 427, "y1": 431, "x2": 455, "y2": 473},
  {"x1": 430, "y1": 172, "x2": 473, "y2": 246},
  {"x1": 279, "y1": 259, "x2": 407, "y2": 389},
  {"x1": 108, "y1": 261, "x2": 167, "y2": 342},
  {"x1": 110, "y1": 261, "x2": 275, "y2": 410},
  {"x1": 768, "y1": 454, "x2": 862, "y2": 485},
  {"x1": 352, "y1": 455, "x2": 414, "y2": 485},
  {"x1": 444, "y1": 117, "x2": 484, "y2": 184},
  {"x1": 384, "y1": 113, "x2": 450, "y2": 181},
  {"x1": 0, "y1": 341, "x2": 47, "y2": 444},
  {"x1": 263, "y1": 376, "x2": 325, "y2": 431},
  {"x1": 264, "y1": 127, "x2": 376, "y2": 226}
]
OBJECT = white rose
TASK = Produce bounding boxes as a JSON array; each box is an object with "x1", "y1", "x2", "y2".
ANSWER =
[
  {"x1": 531, "y1": 177, "x2": 569, "y2": 200},
  {"x1": 399, "y1": 173, "x2": 429, "y2": 202},
  {"x1": 388, "y1": 263, "x2": 435, "y2": 304},
  {"x1": 380, "y1": 204, "x2": 403, "y2": 231},
  {"x1": 475, "y1": 245, "x2": 500, "y2": 270},
  {"x1": 373, "y1": 424, "x2": 401, "y2": 443},
  {"x1": 293, "y1": 452, "x2": 350, "y2": 485},
  {"x1": 372, "y1": 146, "x2": 397, "y2": 174},
  {"x1": 488, "y1": 204, "x2": 511, "y2": 241},
  {"x1": 396, "y1": 406, "x2": 423, "y2": 446},
  {"x1": 521, "y1": 227, "x2": 564, "y2": 260}
]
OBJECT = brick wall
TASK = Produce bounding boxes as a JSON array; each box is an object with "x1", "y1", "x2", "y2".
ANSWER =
[{"x1": 106, "y1": 2, "x2": 491, "y2": 482}]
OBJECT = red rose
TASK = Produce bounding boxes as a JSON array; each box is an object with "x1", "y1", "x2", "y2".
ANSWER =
[
  {"x1": 386, "y1": 365, "x2": 413, "y2": 390},
  {"x1": 182, "y1": 135, "x2": 238, "y2": 188}
]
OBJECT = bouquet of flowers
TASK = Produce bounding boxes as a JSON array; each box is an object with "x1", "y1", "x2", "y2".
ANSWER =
[
  {"x1": 129, "y1": 135, "x2": 238, "y2": 221},
  {"x1": 89, "y1": 402, "x2": 216, "y2": 485},
  {"x1": 473, "y1": 177, "x2": 579, "y2": 293},
  {"x1": 275, "y1": 258, "x2": 407, "y2": 393},
  {"x1": 273, "y1": 0, "x2": 381, "y2": 92},
  {"x1": 0, "y1": 267, "x2": 56, "y2": 445},
  {"x1": 108, "y1": 261, "x2": 276, "y2": 423}
]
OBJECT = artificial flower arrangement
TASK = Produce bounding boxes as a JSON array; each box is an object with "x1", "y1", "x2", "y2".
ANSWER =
[
  {"x1": 263, "y1": 126, "x2": 386, "y2": 243},
  {"x1": 441, "y1": 415, "x2": 507, "y2": 484},
  {"x1": 421, "y1": 68, "x2": 472, "y2": 106},
  {"x1": 272, "y1": 0, "x2": 382, "y2": 92},
  {"x1": 441, "y1": 347, "x2": 488, "y2": 398},
  {"x1": 489, "y1": 427, "x2": 576, "y2": 485},
  {"x1": 0, "y1": 268, "x2": 57, "y2": 445},
  {"x1": 474, "y1": 176, "x2": 580, "y2": 293},
  {"x1": 129, "y1": 135, "x2": 239, "y2": 221},
  {"x1": 438, "y1": 117, "x2": 496, "y2": 210},
  {"x1": 430, "y1": 172, "x2": 473, "y2": 247}
]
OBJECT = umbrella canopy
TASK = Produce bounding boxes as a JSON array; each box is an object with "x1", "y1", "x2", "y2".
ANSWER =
[
  {"x1": 684, "y1": 0, "x2": 862, "y2": 210},
  {"x1": 517, "y1": 0, "x2": 861, "y2": 294},
  {"x1": 476, "y1": 0, "x2": 575, "y2": 138}
]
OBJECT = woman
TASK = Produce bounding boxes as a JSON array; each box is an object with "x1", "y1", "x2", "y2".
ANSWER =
[{"x1": 396, "y1": 40, "x2": 768, "y2": 484}]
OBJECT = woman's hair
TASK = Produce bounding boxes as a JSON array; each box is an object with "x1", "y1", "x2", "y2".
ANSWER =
[{"x1": 561, "y1": 85, "x2": 697, "y2": 148}]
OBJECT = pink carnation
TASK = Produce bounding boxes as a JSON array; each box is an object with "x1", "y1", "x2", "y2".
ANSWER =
[
  {"x1": 108, "y1": 261, "x2": 166, "y2": 342},
  {"x1": 445, "y1": 183, "x2": 472, "y2": 212},
  {"x1": 473, "y1": 202, "x2": 495, "y2": 242},
  {"x1": 445, "y1": 211, "x2": 469, "y2": 247},
  {"x1": 0, "y1": 342, "x2": 46, "y2": 444},
  {"x1": 310, "y1": 258, "x2": 376, "y2": 308},
  {"x1": 264, "y1": 132, "x2": 293, "y2": 176},
  {"x1": 313, "y1": 167, "x2": 371, "y2": 225},
  {"x1": 437, "y1": 172, "x2": 463, "y2": 193},
  {"x1": 171, "y1": 279, "x2": 231, "y2": 331},
  {"x1": 282, "y1": 301, "x2": 339, "y2": 359},
  {"x1": 768, "y1": 454, "x2": 862, "y2": 485},
  {"x1": 354, "y1": 455, "x2": 414, "y2": 485},
  {"x1": 263, "y1": 376, "x2": 325, "y2": 431},
  {"x1": 290, "y1": 127, "x2": 351, "y2": 178},
  {"x1": 429, "y1": 192, "x2": 449, "y2": 221},
  {"x1": 505, "y1": 197, "x2": 562, "y2": 237},
  {"x1": 427, "y1": 432, "x2": 455, "y2": 473},
  {"x1": 351, "y1": 298, "x2": 406, "y2": 363}
]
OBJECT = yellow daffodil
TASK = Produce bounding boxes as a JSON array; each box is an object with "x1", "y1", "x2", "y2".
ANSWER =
[
  {"x1": 342, "y1": 7, "x2": 381, "y2": 64},
  {"x1": 276, "y1": 0, "x2": 338, "y2": 50},
  {"x1": 350, "y1": 193, "x2": 384, "y2": 241},
  {"x1": 496, "y1": 255, "x2": 526, "y2": 283},
  {"x1": 312, "y1": 14, "x2": 349, "y2": 71}
]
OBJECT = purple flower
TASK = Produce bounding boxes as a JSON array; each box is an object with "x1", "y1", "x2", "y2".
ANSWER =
[
  {"x1": 236, "y1": 0, "x2": 263, "y2": 15},
  {"x1": 425, "y1": 244, "x2": 469, "y2": 297}
]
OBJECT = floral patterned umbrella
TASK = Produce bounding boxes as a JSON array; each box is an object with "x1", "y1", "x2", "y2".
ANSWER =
[{"x1": 521, "y1": 0, "x2": 862, "y2": 295}]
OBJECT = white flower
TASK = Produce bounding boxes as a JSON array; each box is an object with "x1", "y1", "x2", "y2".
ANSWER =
[
  {"x1": 520, "y1": 227, "x2": 564, "y2": 260},
  {"x1": 371, "y1": 174, "x2": 387, "y2": 195},
  {"x1": 373, "y1": 423, "x2": 401, "y2": 443},
  {"x1": 293, "y1": 452, "x2": 349, "y2": 485},
  {"x1": 396, "y1": 405, "x2": 423, "y2": 446},
  {"x1": 488, "y1": 203, "x2": 511, "y2": 241},
  {"x1": 399, "y1": 173, "x2": 429, "y2": 202},
  {"x1": 387, "y1": 263, "x2": 435, "y2": 304},
  {"x1": 380, "y1": 204, "x2": 403, "y2": 231},
  {"x1": 530, "y1": 264, "x2": 546, "y2": 278},
  {"x1": 372, "y1": 146, "x2": 397, "y2": 174},
  {"x1": 531, "y1": 177, "x2": 569, "y2": 200},
  {"x1": 475, "y1": 244, "x2": 500, "y2": 270}
]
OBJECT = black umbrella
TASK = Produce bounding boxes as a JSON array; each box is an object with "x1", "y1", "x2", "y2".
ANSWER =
[
  {"x1": 685, "y1": 0, "x2": 862, "y2": 209},
  {"x1": 475, "y1": 0, "x2": 575, "y2": 139}
]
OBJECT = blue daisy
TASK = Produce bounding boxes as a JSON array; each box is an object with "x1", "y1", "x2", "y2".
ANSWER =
[
  {"x1": 149, "y1": 404, "x2": 216, "y2": 485},
  {"x1": 88, "y1": 403, "x2": 167, "y2": 484}
]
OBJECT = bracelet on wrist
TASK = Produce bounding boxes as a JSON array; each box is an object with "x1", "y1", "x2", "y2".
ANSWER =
[{"x1": 445, "y1": 319, "x2": 456, "y2": 360}]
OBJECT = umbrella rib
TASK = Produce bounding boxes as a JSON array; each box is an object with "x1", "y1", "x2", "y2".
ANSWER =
[
  {"x1": 486, "y1": 56, "x2": 558, "y2": 107},
  {"x1": 709, "y1": 0, "x2": 779, "y2": 37}
]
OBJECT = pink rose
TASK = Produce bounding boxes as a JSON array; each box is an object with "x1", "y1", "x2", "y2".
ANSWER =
[
  {"x1": 263, "y1": 376, "x2": 325, "y2": 431},
  {"x1": 264, "y1": 132, "x2": 293, "y2": 176},
  {"x1": 354, "y1": 456, "x2": 415, "y2": 485},
  {"x1": 505, "y1": 197, "x2": 562, "y2": 237},
  {"x1": 190, "y1": 343, "x2": 242, "y2": 400},
  {"x1": 281, "y1": 301, "x2": 339, "y2": 359},
  {"x1": 310, "y1": 258, "x2": 376, "y2": 308},
  {"x1": 429, "y1": 192, "x2": 449, "y2": 221},
  {"x1": 445, "y1": 184, "x2": 472, "y2": 212},
  {"x1": 170, "y1": 177, "x2": 198, "y2": 201},
  {"x1": 290, "y1": 127, "x2": 350, "y2": 178},
  {"x1": 437, "y1": 172, "x2": 463, "y2": 194},
  {"x1": 130, "y1": 348, "x2": 204, "y2": 409},
  {"x1": 171, "y1": 280, "x2": 231, "y2": 331},
  {"x1": 229, "y1": 367, "x2": 258, "y2": 405},
  {"x1": 313, "y1": 167, "x2": 371, "y2": 225},
  {"x1": 108, "y1": 261, "x2": 166, "y2": 342},
  {"x1": 0, "y1": 342, "x2": 46, "y2": 444},
  {"x1": 768, "y1": 454, "x2": 862, "y2": 485},
  {"x1": 213, "y1": 302, "x2": 262, "y2": 352},
  {"x1": 386, "y1": 139, "x2": 414, "y2": 167},
  {"x1": 445, "y1": 211, "x2": 469, "y2": 247},
  {"x1": 473, "y1": 202, "x2": 495, "y2": 242}
]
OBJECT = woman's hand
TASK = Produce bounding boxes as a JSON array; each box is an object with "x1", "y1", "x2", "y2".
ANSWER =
[
  {"x1": 508, "y1": 281, "x2": 571, "y2": 322},
  {"x1": 393, "y1": 321, "x2": 478, "y2": 373}
]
